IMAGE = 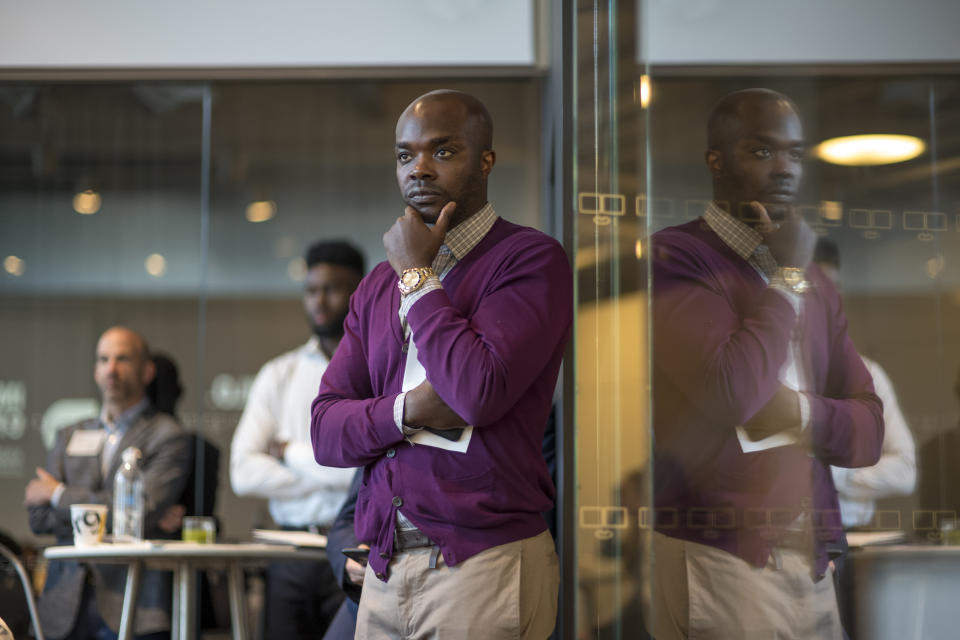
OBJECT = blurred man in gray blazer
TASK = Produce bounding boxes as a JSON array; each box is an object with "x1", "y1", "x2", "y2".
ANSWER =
[{"x1": 25, "y1": 326, "x2": 192, "y2": 640}]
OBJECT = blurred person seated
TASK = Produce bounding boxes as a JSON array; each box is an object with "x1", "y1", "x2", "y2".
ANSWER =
[
  {"x1": 815, "y1": 239, "x2": 916, "y2": 529},
  {"x1": 230, "y1": 241, "x2": 364, "y2": 640},
  {"x1": 649, "y1": 89, "x2": 883, "y2": 639},
  {"x1": 24, "y1": 326, "x2": 193, "y2": 640}
]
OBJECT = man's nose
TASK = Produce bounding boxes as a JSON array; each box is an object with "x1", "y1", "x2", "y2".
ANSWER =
[
  {"x1": 772, "y1": 152, "x2": 797, "y2": 177},
  {"x1": 408, "y1": 154, "x2": 435, "y2": 180}
]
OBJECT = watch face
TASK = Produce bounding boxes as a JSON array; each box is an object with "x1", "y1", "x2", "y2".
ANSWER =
[{"x1": 401, "y1": 270, "x2": 422, "y2": 288}]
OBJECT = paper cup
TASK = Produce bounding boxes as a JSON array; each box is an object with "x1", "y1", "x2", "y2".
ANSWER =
[{"x1": 70, "y1": 504, "x2": 108, "y2": 546}]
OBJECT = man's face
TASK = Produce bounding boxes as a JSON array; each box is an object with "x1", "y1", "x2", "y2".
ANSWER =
[
  {"x1": 395, "y1": 99, "x2": 491, "y2": 225},
  {"x1": 712, "y1": 102, "x2": 805, "y2": 223},
  {"x1": 303, "y1": 263, "x2": 360, "y2": 339},
  {"x1": 94, "y1": 329, "x2": 151, "y2": 406}
]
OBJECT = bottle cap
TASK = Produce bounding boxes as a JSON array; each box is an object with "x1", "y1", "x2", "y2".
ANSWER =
[{"x1": 121, "y1": 447, "x2": 143, "y2": 465}]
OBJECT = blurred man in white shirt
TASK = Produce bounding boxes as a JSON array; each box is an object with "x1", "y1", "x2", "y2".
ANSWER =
[
  {"x1": 814, "y1": 238, "x2": 916, "y2": 528},
  {"x1": 230, "y1": 241, "x2": 364, "y2": 639}
]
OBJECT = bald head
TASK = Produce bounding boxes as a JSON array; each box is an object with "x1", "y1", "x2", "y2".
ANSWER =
[
  {"x1": 395, "y1": 89, "x2": 496, "y2": 227},
  {"x1": 94, "y1": 326, "x2": 155, "y2": 413},
  {"x1": 707, "y1": 89, "x2": 800, "y2": 153},
  {"x1": 399, "y1": 90, "x2": 493, "y2": 150}
]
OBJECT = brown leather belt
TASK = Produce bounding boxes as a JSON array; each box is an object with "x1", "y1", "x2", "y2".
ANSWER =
[{"x1": 394, "y1": 527, "x2": 433, "y2": 551}]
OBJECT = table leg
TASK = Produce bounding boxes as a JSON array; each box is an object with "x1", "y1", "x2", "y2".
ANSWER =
[
  {"x1": 171, "y1": 569, "x2": 181, "y2": 640},
  {"x1": 227, "y1": 562, "x2": 249, "y2": 640},
  {"x1": 178, "y1": 560, "x2": 196, "y2": 640},
  {"x1": 118, "y1": 560, "x2": 142, "y2": 640}
]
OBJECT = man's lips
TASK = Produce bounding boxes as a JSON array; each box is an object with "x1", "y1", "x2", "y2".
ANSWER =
[{"x1": 407, "y1": 190, "x2": 443, "y2": 204}]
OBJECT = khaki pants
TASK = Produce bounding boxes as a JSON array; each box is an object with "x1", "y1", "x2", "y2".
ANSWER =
[
  {"x1": 651, "y1": 532, "x2": 844, "y2": 640},
  {"x1": 356, "y1": 529, "x2": 559, "y2": 640}
]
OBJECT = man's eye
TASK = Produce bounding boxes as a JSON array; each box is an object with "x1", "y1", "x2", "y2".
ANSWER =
[
  {"x1": 397, "y1": 152, "x2": 411, "y2": 162},
  {"x1": 753, "y1": 148, "x2": 771, "y2": 158},
  {"x1": 790, "y1": 150, "x2": 804, "y2": 160},
  {"x1": 435, "y1": 148, "x2": 452, "y2": 158}
]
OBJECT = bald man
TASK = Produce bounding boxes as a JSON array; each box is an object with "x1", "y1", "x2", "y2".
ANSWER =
[
  {"x1": 649, "y1": 89, "x2": 883, "y2": 638},
  {"x1": 26, "y1": 327, "x2": 192, "y2": 640},
  {"x1": 312, "y1": 90, "x2": 572, "y2": 638}
]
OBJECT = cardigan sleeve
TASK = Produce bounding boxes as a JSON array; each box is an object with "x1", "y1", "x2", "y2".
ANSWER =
[{"x1": 403, "y1": 236, "x2": 573, "y2": 427}]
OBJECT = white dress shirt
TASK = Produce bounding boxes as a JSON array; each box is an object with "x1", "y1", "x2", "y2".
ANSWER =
[
  {"x1": 831, "y1": 357, "x2": 916, "y2": 528},
  {"x1": 230, "y1": 337, "x2": 356, "y2": 527}
]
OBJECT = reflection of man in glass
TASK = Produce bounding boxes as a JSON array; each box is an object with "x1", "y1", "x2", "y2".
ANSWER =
[
  {"x1": 649, "y1": 89, "x2": 884, "y2": 639},
  {"x1": 230, "y1": 241, "x2": 364, "y2": 640}
]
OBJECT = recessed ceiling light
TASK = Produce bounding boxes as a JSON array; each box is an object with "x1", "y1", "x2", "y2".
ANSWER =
[
  {"x1": 246, "y1": 200, "x2": 276, "y2": 223},
  {"x1": 4, "y1": 255, "x2": 25, "y2": 276},
  {"x1": 145, "y1": 253, "x2": 167, "y2": 277},
  {"x1": 73, "y1": 189, "x2": 102, "y2": 215},
  {"x1": 814, "y1": 134, "x2": 925, "y2": 166}
]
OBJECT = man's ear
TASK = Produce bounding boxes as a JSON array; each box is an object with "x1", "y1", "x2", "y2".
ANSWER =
[
  {"x1": 705, "y1": 149, "x2": 723, "y2": 175},
  {"x1": 141, "y1": 360, "x2": 156, "y2": 387},
  {"x1": 480, "y1": 149, "x2": 496, "y2": 178}
]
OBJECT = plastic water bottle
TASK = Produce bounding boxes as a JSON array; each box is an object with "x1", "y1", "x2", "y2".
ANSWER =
[{"x1": 113, "y1": 447, "x2": 145, "y2": 541}]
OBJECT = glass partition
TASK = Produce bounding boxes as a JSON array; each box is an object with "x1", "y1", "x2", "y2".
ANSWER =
[{"x1": 570, "y1": 1, "x2": 960, "y2": 638}]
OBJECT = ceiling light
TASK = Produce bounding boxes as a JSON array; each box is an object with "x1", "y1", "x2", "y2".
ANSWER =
[
  {"x1": 145, "y1": 253, "x2": 167, "y2": 277},
  {"x1": 3, "y1": 255, "x2": 25, "y2": 276},
  {"x1": 287, "y1": 257, "x2": 307, "y2": 282},
  {"x1": 73, "y1": 189, "x2": 102, "y2": 215},
  {"x1": 814, "y1": 134, "x2": 925, "y2": 166},
  {"x1": 639, "y1": 75, "x2": 651, "y2": 109},
  {"x1": 246, "y1": 200, "x2": 276, "y2": 223}
]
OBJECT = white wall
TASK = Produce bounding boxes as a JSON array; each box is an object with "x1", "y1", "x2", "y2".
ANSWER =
[
  {"x1": 647, "y1": 0, "x2": 960, "y2": 64},
  {"x1": 0, "y1": 0, "x2": 535, "y2": 68}
]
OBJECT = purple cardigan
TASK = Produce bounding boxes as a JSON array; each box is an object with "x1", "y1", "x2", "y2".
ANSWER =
[
  {"x1": 651, "y1": 218, "x2": 884, "y2": 577},
  {"x1": 311, "y1": 217, "x2": 572, "y2": 580}
]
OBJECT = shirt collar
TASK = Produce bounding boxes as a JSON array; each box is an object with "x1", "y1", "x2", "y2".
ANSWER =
[
  {"x1": 442, "y1": 202, "x2": 498, "y2": 261},
  {"x1": 100, "y1": 396, "x2": 149, "y2": 433},
  {"x1": 702, "y1": 201, "x2": 764, "y2": 262},
  {"x1": 304, "y1": 335, "x2": 331, "y2": 361}
]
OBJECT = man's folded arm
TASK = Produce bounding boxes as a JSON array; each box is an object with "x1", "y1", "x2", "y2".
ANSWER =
[
  {"x1": 28, "y1": 433, "x2": 71, "y2": 536},
  {"x1": 404, "y1": 240, "x2": 573, "y2": 427},
  {"x1": 806, "y1": 301, "x2": 884, "y2": 468},
  {"x1": 312, "y1": 297, "x2": 407, "y2": 467},
  {"x1": 652, "y1": 238, "x2": 798, "y2": 428}
]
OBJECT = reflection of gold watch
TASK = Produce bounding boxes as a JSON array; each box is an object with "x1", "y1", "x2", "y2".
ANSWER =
[
  {"x1": 776, "y1": 267, "x2": 810, "y2": 294},
  {"x1": 397, "y1": 267, "x2": 436, "y2": 296}
]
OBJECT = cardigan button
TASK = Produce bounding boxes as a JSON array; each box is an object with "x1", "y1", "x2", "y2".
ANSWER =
[
  {"x1": 386, "y1": 448, "x2": 396, "y2": 458},
  {"x1": 392, "y1": 496, "x2": 403, "y2": 507}
]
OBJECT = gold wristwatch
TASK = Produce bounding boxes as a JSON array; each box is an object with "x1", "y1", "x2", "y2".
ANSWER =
[
  {"x1": 776, "y1": 267, "x2": 810, "y2": 294},
  {"x1": 397, "y1": 267, "x2": 436, "y2": 296}
]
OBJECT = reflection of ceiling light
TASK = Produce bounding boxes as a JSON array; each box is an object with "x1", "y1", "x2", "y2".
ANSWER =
[
  {"x1": 73, "y1": 189, "x2": 102, "y2": 215},
  {"x1": 246, "y1": 200, "x2": 276, "y2": 223},
  {"x1": 926, "y1": 254, "x2": 945, "y2": 280},
  {"x1": 145, "y1": 253, "x2": 167, "y2": 277},
  {"x1": 3, "y1": 255, "x2": 25, "y2": 276},
  {"x1": 635, "y1": 240, "x2": 643, "y2": 260},
  {"x1": 639, "y1": 75, "x2": 651, "y2": 109},
  {"x1": 287, "y1": 257, "x2": 307, "y2": 282},
  {"x1": 814, "y1": 134, "x2": 925, "y2": 166},
  {"x1": 821, "y1": 201, "x2": 843, "y2": 221}
]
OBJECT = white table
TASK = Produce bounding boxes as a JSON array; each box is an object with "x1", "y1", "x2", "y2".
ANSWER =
[{"x1": 44, "y1": 542, "x2": 328, "y2": 640}]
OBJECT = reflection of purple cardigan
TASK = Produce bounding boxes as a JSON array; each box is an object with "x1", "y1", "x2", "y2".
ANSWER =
[
  {"x1": 312, "y1": 218, "x2": 572, "y2": 580},
  {"x1": 651, "y1": 219, "x2": 883, "y2": 577}
]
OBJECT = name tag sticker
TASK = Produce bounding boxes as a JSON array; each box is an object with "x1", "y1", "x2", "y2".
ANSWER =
[{"x1": 66, "y1": 430, "x2": 106, "y2": 457}]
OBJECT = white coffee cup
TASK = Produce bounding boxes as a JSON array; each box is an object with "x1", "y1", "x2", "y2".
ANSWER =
[{"x1": 70, "y1": 504, "x2": 108, "y2": 546}]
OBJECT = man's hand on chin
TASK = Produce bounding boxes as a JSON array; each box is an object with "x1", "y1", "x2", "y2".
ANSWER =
[{"x1": 383, "y1": 202, "x2": 456, "y2": 275}]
